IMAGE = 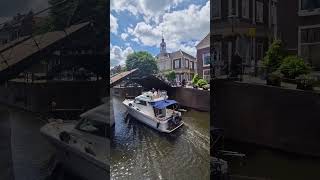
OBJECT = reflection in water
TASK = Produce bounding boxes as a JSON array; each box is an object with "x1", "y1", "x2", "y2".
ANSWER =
[
  {"x1": 111, "y1": 96, "x2": 210, "y2": 180},
  {"x1": 224, "y1": 140, "x2": 320, "y2": 180}
]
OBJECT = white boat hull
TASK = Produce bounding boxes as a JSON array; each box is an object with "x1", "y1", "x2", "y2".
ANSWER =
[
  {"x1": 40, "y1": 123, "x2": 109, "y2": 180},
  {"x1": 123, "y1": 100, "x2": 183, "y2": 133}
]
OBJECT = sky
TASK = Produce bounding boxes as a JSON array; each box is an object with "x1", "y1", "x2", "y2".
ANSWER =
[{"x1": 110, "y1": 0, "x2": 210, "y2": 68}]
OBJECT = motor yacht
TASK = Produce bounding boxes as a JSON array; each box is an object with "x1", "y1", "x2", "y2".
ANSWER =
[
  {"x1": 40, "y1": 102, "x2": 109, "y2": 180},
  {"x1": 122, "y1": 90, "x2": 184, "y2": 133}
]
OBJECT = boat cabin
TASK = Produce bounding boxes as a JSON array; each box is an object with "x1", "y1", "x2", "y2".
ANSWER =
[
  {"x1": 133, "y1": 92, "x2": 179, "y2": 121},
  {"x1": 75, "y1": 103, "x2": 108, "y2": 138}
]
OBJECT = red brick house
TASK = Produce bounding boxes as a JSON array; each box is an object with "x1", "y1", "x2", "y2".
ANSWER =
[{"x1": 196, "y1": 33, "x2": 210, "y2": 82}]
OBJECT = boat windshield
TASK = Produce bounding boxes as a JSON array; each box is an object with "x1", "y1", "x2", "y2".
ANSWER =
[{"x1": 76, "y1": 118, "x2": 109, "y2": 138}]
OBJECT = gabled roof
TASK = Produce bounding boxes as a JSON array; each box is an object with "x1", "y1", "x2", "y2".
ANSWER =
[
  {"x1": 166, "y1": 49, "x2": 196, "y2": 60},
  {"x1": 196, "y1": 33, "x2": 210, "y2": 49}
]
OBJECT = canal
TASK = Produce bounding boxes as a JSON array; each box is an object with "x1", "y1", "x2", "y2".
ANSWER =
[
  {"x1": 0, "y1": 104, "x2": 86, "y2": 180},
  {"x1": 224, "y1": 140, "x2": 320, "y2": 180},
  {"x1": 111, "y1": 96, "x2": 210, "y2": 180}
]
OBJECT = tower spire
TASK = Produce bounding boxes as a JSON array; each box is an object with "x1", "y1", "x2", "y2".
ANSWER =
[{"x1": 160, "y1": 31, "x2": 166, "y2": 54}]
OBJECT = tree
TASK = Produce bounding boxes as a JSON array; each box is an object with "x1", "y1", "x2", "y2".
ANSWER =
[
  {"x1": 262, "y1": 40, "x2": 286, "y2": 73},
  {"x1": 126, "y1": 51, "x2": 158, "y2": 75},
  {"x1": 37, "y1": 0, "x2": 106, "y2": 32},
  {"x1": 165, "y1": 71, "x2": 176, "y2": 82}
]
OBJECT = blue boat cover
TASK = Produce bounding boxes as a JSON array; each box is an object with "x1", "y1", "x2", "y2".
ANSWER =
[{"x1": 151, "y1": 100, "x2": 177, "y2": 109}]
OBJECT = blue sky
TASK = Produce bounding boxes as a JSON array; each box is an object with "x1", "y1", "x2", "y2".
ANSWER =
[{"x1": 110, "y1": 0, "x2": 210, "y2": 68}]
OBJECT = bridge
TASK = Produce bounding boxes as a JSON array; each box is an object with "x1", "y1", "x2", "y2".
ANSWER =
[
  {"x1": 110, "y1": 69, "x2": 172, "y2": 91},
  {"x1": 0, "y1": 1, "x2": 107, "y2": 112}
]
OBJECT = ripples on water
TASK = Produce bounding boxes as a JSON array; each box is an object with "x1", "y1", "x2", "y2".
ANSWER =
[{"x1": 111, "y1": 97, "x2": 210, "y2": 180}]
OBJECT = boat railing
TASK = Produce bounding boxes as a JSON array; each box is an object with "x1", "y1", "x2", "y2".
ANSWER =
[{"x1": 142, "y1": 90, "x2": 168, "y2": 100}]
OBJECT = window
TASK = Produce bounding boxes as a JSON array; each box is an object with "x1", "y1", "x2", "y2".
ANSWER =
[
  {"x1": 212, "y1": 0, "x2": 221, "y2": 19},
  {"x1": 203, "y1": 53, "x2": 210, "y2": 67},
  {"x1": 174, "y1": 59, "x2": 181, "y2": 69},
  {"x1": 228, "y1": 0, "x2": 239, "y2": 17},
  {"x1": 299, "y1": 26, "x2": 320, "y2": 69},
  {"x1": 300, "y1": 0, "x2": 320, "y2": 11},
  {"x1": 256, "y1": 1, "x2": 264, "y2": 23},
  {"x1": 203, "y1": 69, "x2": 210, "y2": 82},
  {"x1": 257, "y1": 43, "x2": 264, "y2": 61},
  {"x1": 76, "y1": 118, "x2": 108, "y2": 138},
  {"x1": 185, "y1": 59, "x2": 189, "y2": 68},
  {"x1": 242, "y1": 0, "x2": 249, "y2": 18},
  {"x1": 271, "y1": 3, "x2": 277, "y2": 25},
  {"x1": 191, "y1": 61, "x2": 194, "y2": 70},
  {"x1": 134, "y1": 99, "x2": 147, "y2": 106},
  {"x1": 301, "y1": 27, "x2": 320, "y2": 44}
]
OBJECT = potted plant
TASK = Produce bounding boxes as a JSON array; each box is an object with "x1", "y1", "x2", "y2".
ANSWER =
[
  {"x1": 262, "y1": 40, "x2": 286, "y2": 74},
  {"x1": 278, "y1": 56, "x2": 311, "y2": 79},
  {"x1": 296, "y1": 74, "x2": 315, "y2": 91},
  {"x1": 197, "y1": 79, "x2": 208, "y2": 89},
  {"x1": 266, "y1": 71, "x2": 283, "y2": 87},
  {"x1": 192, "y1": 74, "x2": 200, "y2": 88}
]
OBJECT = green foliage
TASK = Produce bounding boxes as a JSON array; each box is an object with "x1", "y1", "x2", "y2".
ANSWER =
[
  {"x1": 278, "y1": 56, "x2": 311, "y2": 79},
  {"x1": 191, "y1": 74, "x2": 200, "y2": 85},
  {"x1": 262, "y1": 40, "x2": 286, "y2": 73},
  {"x1": 197, "y1": 79, "x2": 208, "y2": 88},
  {"x1": 165, "y1": 71, "x2": 176, "y2": 82},
  {"x1": 47, "y1": 0, "x2": 106, "y2": 31},
  {"x1": 126, "y1": 51, "x2": 158, "y2": 75},
  {"x1": 266, "y1": 71, "x2": 283, "y2": 86}
]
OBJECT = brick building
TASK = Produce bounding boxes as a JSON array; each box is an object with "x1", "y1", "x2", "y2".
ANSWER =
[
  {"x1": 196, "y1": 33, "x2": 211, "y2": 81},
  {"x1": 212, "y1": 0, "x2": 278, "y2": 75},
  {"x1": 277, "y1": 0, "x2": 320, "y2": 71}
]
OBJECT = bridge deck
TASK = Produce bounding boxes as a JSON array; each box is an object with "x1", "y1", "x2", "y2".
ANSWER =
[{"x1": 0, "y1": 22, "x2": 90, "y2": 83}]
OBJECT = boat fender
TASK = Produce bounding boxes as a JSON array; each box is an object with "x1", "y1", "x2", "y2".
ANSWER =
[
  {"x1": 59, "y1": 131, "x2": 71, "y2": 143},
  {"x1": 129, "y1": 103, "x2": 132, "y2": 107}
]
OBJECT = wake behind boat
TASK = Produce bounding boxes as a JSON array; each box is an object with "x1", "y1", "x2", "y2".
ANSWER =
[{"x1": 122, "y1": 90, "x2": 184, "y2": 133}]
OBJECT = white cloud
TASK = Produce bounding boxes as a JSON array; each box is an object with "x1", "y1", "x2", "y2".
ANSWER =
[
  {"x1": 127, "y1": 1, "x2": 210, "y2": 57},
  {"x1": 110, "y1": 44, "x2": 134, "y2": 67},
  {"x1": 110, "y1": 0, "x2": 184, "y2": 23},
  {"x1": 110, "y1": 14, "x2": 118, "y2": 34},
  {"x1": 121, "y1": 33, "x2": 129, "y2": 40}
]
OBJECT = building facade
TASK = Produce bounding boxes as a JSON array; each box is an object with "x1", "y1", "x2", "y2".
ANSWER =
[
  {"x1": 277, "y1": 0, "x2": 320, "y2": 71},
  {"x1": 156, "y1": 37, "x2": 197, "y2": 82},
  {"x1": 212, "y1": 0, "x2": 278, "y2": 75},
  {"x1": 196, "y1": 33, "x2": 211, "y2": 82}
]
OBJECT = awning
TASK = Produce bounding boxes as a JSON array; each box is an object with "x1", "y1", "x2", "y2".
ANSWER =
[{"x1": 151, "y1": 100, "x2": 177, "y2": 109}]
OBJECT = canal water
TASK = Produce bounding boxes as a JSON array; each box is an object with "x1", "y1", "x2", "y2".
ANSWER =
[
  {"x1": 223, "y1": 140, "x2": 320, "y2": 180},
  {"x1": 111, "y1": 96, "x2": 210, "y2": 180},
  {"x1": 0, "y1": 104, "x2": 85, "y2": 180}
]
